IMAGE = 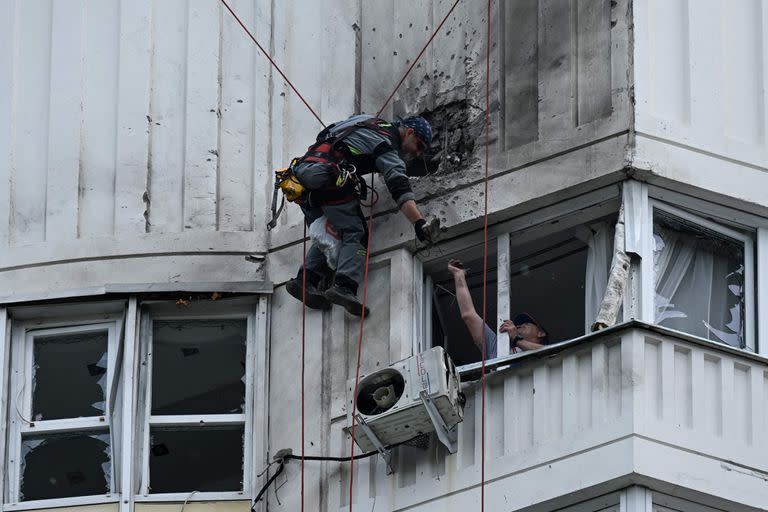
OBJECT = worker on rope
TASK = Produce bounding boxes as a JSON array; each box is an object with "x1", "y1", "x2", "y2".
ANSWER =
[{"x1": 281, "y1": 114, "x2": 437, "y2": 316}]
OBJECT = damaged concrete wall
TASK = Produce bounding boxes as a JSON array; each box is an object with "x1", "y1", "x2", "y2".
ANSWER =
[
  {"x1": 266, "y1": 0, "x2": 633, "y2": 281},
  {"x1": 264, "y1": 1, "x2": 632, "y2": 509},
  {"x1": 0, "y1": 0, "x2": 632, "y2": 300}
]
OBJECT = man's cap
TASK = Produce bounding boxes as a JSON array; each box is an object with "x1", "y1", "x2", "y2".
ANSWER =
[
  {"x1": 401, "y1": 116, "x2": 433, "y2": 145},
  {"x1": 513, "y1": 313, "x2": 549, "y2": 341}
]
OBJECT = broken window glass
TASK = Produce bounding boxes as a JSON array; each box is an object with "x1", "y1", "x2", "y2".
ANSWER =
[
  {"x1": 32, "y1": 330, "x2": 109, "y2": 421},
  {"x1": 151, "y1": 319, "x2": 247, "y2": 415},
  {"x1": 20, "y1": 432, "x2": 111, "y2": 501},
  {"x1": 149, "y1": 426, "x2": 244, "y2": 493},
  {"x1": 653, "y1": 212, "x2": 746, "y2": 347}
]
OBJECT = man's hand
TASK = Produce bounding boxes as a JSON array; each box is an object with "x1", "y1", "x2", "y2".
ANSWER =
[
  {"x1": 447, "y1": 259, "x2": 466, "y2": 277},
  {"x1": 500, "y1": 320, "x2": 518, "y2": 341},
  {"x1": 414, "y1": 218, "x2": 433, "y2": 243}
]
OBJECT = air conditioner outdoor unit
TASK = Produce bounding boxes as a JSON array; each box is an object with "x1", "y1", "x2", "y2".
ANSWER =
[{"x1": 344, "y1": 346, "x2": 463, "y2": 461}]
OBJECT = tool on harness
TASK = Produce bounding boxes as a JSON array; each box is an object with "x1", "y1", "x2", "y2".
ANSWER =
[
  {"x1": 276, "y1": 160, "x2": 306, "y2": 202},
  {"x1": 267, "y1": 159, "x2": 306, "y2": 231}
]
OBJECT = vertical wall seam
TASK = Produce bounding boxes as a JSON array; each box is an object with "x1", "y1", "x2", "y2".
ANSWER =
[
  {"x1": 756, "y1": 0, "x2": 766, "y2": 143},
  {"x1": 626, "y1": 0, "x2": 636, "y2": 166},
  {"x1": 248, "y1": 0, "x2": 256, "y2": 236},
  {"x1": 215, "y1": 4, "x2": 223, "y2": 232},
  {"x1": 112, "y1": 0, "x2": 123, "y2": 237},
  {"x1": 682, "y1": 0, "x2": 691, "y2": 124},
  {"x1": 263, "y1": 0, "x2": 277, "y2": 233},
  {"x1": 77, "y1": 0, "x2": 88, "y2": 239},
  {"x1": 43, "y1": 0, "x2": 55, "y2": 241},
  {"x1": 353, "y1": 0, "x2": 362, "y2": 114},
  {"x1": 498, "y1": 0, "x2": 506, "y2": 151},
  {"x1": 181, "y1": 0, "x2": 191, "y2": 232},
  {"x1": 572, "y1": 0, "x2": 580, "y2": 127},
  {"x1": 6, "y1": 0, "x2": 18, "y2": 247},
  {"x1": 144, "y1": 0, "x2": 155, "y2": 234}
]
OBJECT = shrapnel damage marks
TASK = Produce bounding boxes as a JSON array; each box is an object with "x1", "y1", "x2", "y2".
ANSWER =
[{"x1": 406, "y1": 99, "x2": 482, "y2": 177}]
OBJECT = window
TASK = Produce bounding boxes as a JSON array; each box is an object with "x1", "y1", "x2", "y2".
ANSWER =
[
  {"x1": 651, "y1": 202, "x2": 755, "y2": 349},
  {"x1": 3, "y1": 298, "x2": 265, "y2": 508},
  {"x1": 7, "y1": 321, "x2": 119, "y2": 505},
  {"x1": 421, "y1": 203, "x2": 618, "y2": 366},
  {"x1": 138, "y1": 314, "x2": 253, "y2": 498}
]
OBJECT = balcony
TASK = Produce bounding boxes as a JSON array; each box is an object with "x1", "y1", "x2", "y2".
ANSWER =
[{"x1": 323, "y1": 322, "x2": 768, "y2": 511}]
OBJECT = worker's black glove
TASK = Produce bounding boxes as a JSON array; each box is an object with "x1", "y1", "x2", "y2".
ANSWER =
[
  {"x1": 414, "y1": 219, "x2": 430, "y2": 243},
  {"x1": 414, "y1": 218, "x2": 438, "y2": 244}
]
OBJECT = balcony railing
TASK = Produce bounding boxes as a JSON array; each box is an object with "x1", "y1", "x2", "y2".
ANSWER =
[{"x1": 325, "y1": 321, "x2": 768, "y2": 512}]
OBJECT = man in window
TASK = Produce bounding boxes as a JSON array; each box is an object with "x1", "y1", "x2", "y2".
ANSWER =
[{"x1": 447, "y1": 260, "x2": 549, "y2": 359}]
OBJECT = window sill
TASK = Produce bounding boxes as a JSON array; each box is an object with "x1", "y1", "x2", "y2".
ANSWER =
[
  {"x1": 134, "y1": 492, "x2": 250, "y2": 503},
  {"x1": 2, "y1": 494, "x2": 119, "y2": 511}
]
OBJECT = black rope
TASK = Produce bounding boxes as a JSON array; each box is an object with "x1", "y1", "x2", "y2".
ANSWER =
[
  {"x1": 285, "y1": 450, "x2": 379, "y2": 462},
  {"x1": 253, "y1": 459, "x2": 286, "y2": 505},
  {"x1": 253, "y1": 436, "x2": 411, "y2": 507},
  {"x1": 251, "y1": 450, "x2": 381, "y2": 508}
]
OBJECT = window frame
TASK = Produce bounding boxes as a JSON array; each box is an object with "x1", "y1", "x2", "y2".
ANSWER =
[
  {"x1": 647, "y1": 199, "x2": 756, "y2": 351},
  {"x1": 416, "y1": 186, "x2": 622, "y2": 368},
  {"x1": 5, "y1": 316, "x2": 122, "y2": 511},
  {"x1": 135, "y1": 305, "x2": 257, "y2": 502}
]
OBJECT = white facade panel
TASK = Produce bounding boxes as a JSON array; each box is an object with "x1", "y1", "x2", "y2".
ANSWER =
[
  {"x1": 634, "y1": 0, "x2": 768, "y2": 172},
  {"x1": 0, "y1": 0, "x2": 632, "y2": 299},
  {"x1": 0, "y1": 0, "x2": 278, "y2": 299}
]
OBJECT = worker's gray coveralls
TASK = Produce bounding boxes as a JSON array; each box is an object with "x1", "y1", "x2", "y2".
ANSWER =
[{"x1": 293, "y1": 114, "x2": 415, "y2": 290}]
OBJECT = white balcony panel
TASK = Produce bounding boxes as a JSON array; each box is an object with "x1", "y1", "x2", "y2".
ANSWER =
[{"x1": 265, "y1": 324, "x2": 768, "y2": 511}]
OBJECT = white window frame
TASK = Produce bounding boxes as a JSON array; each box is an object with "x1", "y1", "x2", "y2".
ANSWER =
[
  {"x1": 647, "y1": 199, "x2": 756, "y2": 351},
  {"x1": 5, "y1": 317, "x2": 122, "y2": 511},
  {"x1": 624, "y1": 182, "x2": 766, "y2": 354},
  {"x1": 135, "y1": 304, "x2": 257, "y2": 503}
]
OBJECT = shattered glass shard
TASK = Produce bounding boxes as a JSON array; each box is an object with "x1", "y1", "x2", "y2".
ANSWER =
[
  {"x1": 20, "y1": 431, "x2": 111, "y2": 501},
  {"x1": 32, "y1": 330, "x2": 109, "y2": 420}
]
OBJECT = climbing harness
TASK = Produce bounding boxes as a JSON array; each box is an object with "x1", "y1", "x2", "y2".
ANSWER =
[{"x1": 267, "y1": 118, "x2": 391, "y2": 229}]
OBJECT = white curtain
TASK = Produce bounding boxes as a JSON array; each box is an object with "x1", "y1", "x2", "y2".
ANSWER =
[
  {"x1": 653, "y1": 220, "x2": 743, "y2": 347},
  {"x1": 582, "y1": 222, "x2": 614, "y2": 333}
]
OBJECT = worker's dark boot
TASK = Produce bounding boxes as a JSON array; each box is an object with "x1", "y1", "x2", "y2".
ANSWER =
[
  {"x1": 324, "y1": 276, "x2": 370, "y2": 317},
  {"x1": 286, "y1": 272, "x2": 331, "y2": 310}
]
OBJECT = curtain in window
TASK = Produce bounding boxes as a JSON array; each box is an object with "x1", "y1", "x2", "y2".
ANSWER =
[
  {"x1": 583, "y1": 221, "x2": 614, "y2": 333},
  {"x1": 653, "y1": 215, "x2": 744, "y2": 347}
]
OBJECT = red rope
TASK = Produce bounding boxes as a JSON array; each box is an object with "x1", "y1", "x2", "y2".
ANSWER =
[
  {"x1": 480, "y1": 0, "x2": 492, "y2": 510},
  {"x1": 220, "y1": 0, "x2": 326, "y2": 128},
  {"x1": 347, "y1": 175, "x2": 376, "y2": 512},
  {"x1": 301, "y1": 225, "x2": 307, "y2": 512},
  {"x1": 376, "y1": 0, "x2": 462, "y2": 117}
]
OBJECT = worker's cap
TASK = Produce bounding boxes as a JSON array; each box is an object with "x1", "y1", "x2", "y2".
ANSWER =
[
  {"x1": 513, "y1": 313, "x2": 549, "y2": 341},
  {"x1": 401, "y1": 116, "x2": 433, "y2": 146}
]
